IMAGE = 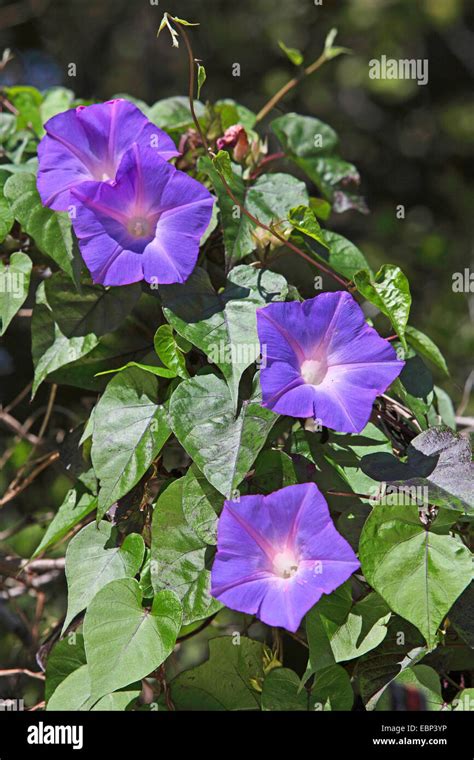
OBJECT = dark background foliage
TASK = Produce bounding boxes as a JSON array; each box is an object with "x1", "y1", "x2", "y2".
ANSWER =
[{"x1": 0, "y1": 0, "x2": 473, "y2": 707}]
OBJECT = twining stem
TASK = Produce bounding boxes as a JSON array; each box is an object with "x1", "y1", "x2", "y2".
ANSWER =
[
  {"x1": 168, "y1": 17, "x2": 351, "y2": 291},
  {"x1": 255, "y1": 51, "x2": 329, "y2": 123},
  {"x1": 178, "y1": 24, "x2": 210, "y2": 152},
  {"x1": 215, "y1": 169, "x2": 351, "y2": 288}
]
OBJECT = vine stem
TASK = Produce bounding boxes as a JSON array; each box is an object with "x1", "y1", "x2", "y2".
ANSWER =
[
  {"x1": 255, "y1": 51, "x2": 328, "y2": 123},
  {"x1": 167, "y1": 16, "x2": 352, "y2": 291}
]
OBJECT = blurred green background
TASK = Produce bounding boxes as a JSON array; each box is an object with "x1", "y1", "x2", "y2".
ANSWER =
[{"x1": 0, "y1": 0, "x2": 473, "y2": 705}]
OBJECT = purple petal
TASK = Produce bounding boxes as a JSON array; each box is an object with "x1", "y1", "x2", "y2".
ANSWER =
[
  {"x1": 257, "y1": 291, "x2": 404, "y2": 432},
  {"x1": 211, "y1": 483, "x2": 360, "y2": 632},
  {"x1": 71, "y1": 144, "x2": 214, "y2": 286},
  {"x1": 37, "y1": 99, "x2": 179, "y2": 211}
]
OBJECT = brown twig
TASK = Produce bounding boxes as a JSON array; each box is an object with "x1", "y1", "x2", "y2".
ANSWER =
[{"x1": 0, "y1": 668, "x2": 45, "y2": 680}]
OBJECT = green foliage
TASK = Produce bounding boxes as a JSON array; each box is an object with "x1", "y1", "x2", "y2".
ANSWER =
[
  {"x1": 1, "y1": 31, "x2": 471, "y2": 713},
  {"x1": 359, "y1": 504, "x2": 472, "y2": 647}
]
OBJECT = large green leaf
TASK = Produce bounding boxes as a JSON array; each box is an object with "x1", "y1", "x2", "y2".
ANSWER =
[
  {"x1": 0, "y1": 252, "x2": 32, "y2": 335},
  {"x1": 318, "y1": 230, "x2": 372, "y2": 280},
  {"x1": 148, "y1": 96, "x2": 205, "y2": 132},
  {"x1": 311, "y1": 664, "x2": 354, "y2": 711},
  {"x1": 168, "y1": 373, "x2": 276, "y2": 497},
  {"x1": 359, "y1": 503, "x2": 472, "y2": 646},
  {"x1": 261, "y1": 668, "x2": 309, "y2": 711},
  {"x1": 313, "y1": 591, "x2": 391, "y2": 663},
  {"x1": 161, "y1": 265, "x2": 287, "y2": 407},
  {"x1": 83, "y1": 578, "x2": 182, "y2": 701},
  {"x1": 182, "y1": 463, "x2": 223, "y2": 545},
  {"x1": 4, "y1": 172, "x2": 80, "y2": 281},
  {"x1": 31, "y1": 283, "x2": 99, "y2": 396},
  {"x1": 354, "y1": 264, "x2": 411, "y2": 348},
  {"x1": 44, "y1": 274, "x2": 141, "y2": 338},
  {"x1": 45, "y1": 634, "x2": 87, "y2": 702},
  {"x1": 0, "y1": 171, "x2": 14, "y2": 241},
  {"x1": 46, "y1": 665, "x2": 95, "y2": 711},
  {"x1": 361, "y1": 427, "x2": 474, "y2": 514},
  {"x1": 169, "y1": 636, "x2": 264, "y2": 710},
  {"x1": 91, "y1": 367, "x2": 171, "y2": 519},
  {"x1": 150, "y1": 478, "x2": 222, "y2": 625},
  {"x1": 46, "y1": 663, "x2": 140, "y2": 711},
  {"x1": 354, "y1": 617, "x2": 426, "y2": 710},
  {"x1": 63, "y1": 521, "x2": 145, "y2": 630},
  {"x1": 32, "y1": 486, "x2": 97, "y2": 558},
  {"x1": 405, "y1": 325, "x2": 449, "y2": 376},
  {"x1": 271, "y1": 112, "x2": 366, "y2": 213}
]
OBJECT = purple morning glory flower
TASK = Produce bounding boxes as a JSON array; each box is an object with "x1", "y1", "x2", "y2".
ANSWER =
[
  {"x1": 70, "y1": 143, "x2": 214, "y2": 286},
  {"x1": 256, "y1": 291, "x2": 404, "y2": 433},
  {"x1": 37, "y1": 99, "x2": 179, "y2": 211},
  {"x1": 211, "y1": 482, "x2": 359, "y2": 632}
]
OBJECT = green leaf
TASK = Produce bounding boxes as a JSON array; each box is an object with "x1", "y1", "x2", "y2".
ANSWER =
[
  {"x1": 44, "y1": 274, "x2": 141, "y2": 338},
  {"x1": 94, "y1": 361, "x2": 176, "y2": 379},
  {"x1": 311, "y1": 665, "x2": 354, "y2": 711},
  {"x1": 4, "y1": 86, "x2": 43, "y2": 135},
  {"x1": 251, "y1": 449, "x2": 299, "y2": 495},
  {"x1": 278, "y1": 40, "x2": 304, "y2": 66},
  {"x1": 433, "y1": 386, "x2": 456, "y2": 430},
  {"x1": 405, "y1": 325, "x2": 449, "y2": 376},
  {"x1": 150, "y1": 478, "x2": 222, "y2": 625},
  {"x1": 154, "y1": 324, "x2": 188, "y2": 379},
  {"x1": 323, "y1": 28, "x2": 352, "y2": 60},
  {"x1": 215, "y1": 99, "x2": 257, "y2": 131},
  {"x1": 84, "y1": 578, "x2": 182, "y2": 701},
  {"x1": 272, "y1": 113, "x2": 338, "y2": 157},
  {"x1": 0, "y1": 171, "x2": 14, "y2": 241},
  {"x1": 324, "y1": 593, "x2": 391, "y2": 662},
  {"x1": 148, "y1": 96, "x2": 205, "y2": 132},
  {"x1": 318, "y1": 230, "x2": 372, "y2": 280},
  {"x1": 161, "y1": 265, "x2": 287, "y2": 407},
  {"x1": 46, "y1": 665, "x2": 95, "y2": 711},
  {"x1": 288, "y1": 205, "x2": 328, "y2": 248},
  {"x1": 4, "y1": 172, "x2": 79, "y2": 282},
  {"x1": 32, "y1": 486, "x2": 97, "y2": 558},
  {"x1": 31, "y1": 283, "x2": 99, "y2": 397},
  {"x1": 354, "y1": 617, "x2": 426, "y2": 710},
  {"x1": 305, "y1": 583, "x2": 351, "y2": 683},
  {"x1": 262, "y1": 668, "x2": 309, "y2": 710},
  {"x1": 361, "y1": 426, "x2": 474, "y2": 514},
  {"x1": 212, "y1": 149, "x2": 235, "y2": 183},
  {"x1": 390, "y1": 356, "x2": 433, "y2": 430},
  {"x1": 449, "y1": 582, "x2": 474, "y2": 648},
  {"x1": 91, "y1": 367, "x2": 171, "y2": 519},
  {"x1": 197, "y1": 64, "x2": 206, "y2": 98},
  {"x1": 170, "y1": 636, "x2": 264, "y2": 710},
  {"x1": 359, "y1": 503, "x2": 472, "y2": 647},
  {"x1": 354, "y1": 264, "x2": 411, "y2": 348},
  {"x1": 63, "y1": 521, "x2": 145, "y2": 631},
  {"x1": 169, "y1": 373, "x2": 276, "y2": 497},
  {"x1": 0, "y1": 252, "x2": 32, "y2": 335},
  {"x1": 40, "y1": 87, "x2": 75, "y2": 123},
  {"x1": 45, "y1": 634, "x2": 87, "y2": 702},
  {"x1": 46, "y1": 663, "x2": 140, "y2": 711},
  {"x1": 271, "y1": 113, "x2": 365, "y2": 213},
  {"x1": 91, "y1": 686, "x2": 141, "y2": 711},
  {"x1": 182, "y1": 463, "x2": 223, "y2": 544},
  {"x1": 375, "y1": 665, "x2": 443, "y2": 711}
]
